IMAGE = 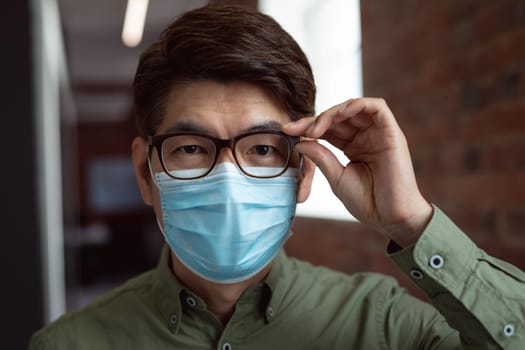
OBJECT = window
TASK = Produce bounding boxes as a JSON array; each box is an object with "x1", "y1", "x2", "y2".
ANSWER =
[{"x1": 260, "y1": 0, "x2": 362, "y2": 220}]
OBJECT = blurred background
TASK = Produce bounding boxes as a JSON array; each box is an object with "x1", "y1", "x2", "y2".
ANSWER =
[{"x1": 3, "y1": 0, "x2": 525, "y2": 348}]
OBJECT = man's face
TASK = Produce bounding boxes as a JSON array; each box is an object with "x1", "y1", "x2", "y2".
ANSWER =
[{"x1": 132, "y1": 80, "x2": 314, "y2": 223}]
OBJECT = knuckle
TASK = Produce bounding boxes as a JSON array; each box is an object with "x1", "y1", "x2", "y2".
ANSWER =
[{"x1": 376, "y1": 97, "x2": 388, "y2": 106}]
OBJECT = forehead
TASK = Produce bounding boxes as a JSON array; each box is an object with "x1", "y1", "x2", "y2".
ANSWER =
[{"x1": 158, "y1": 80, "x2": 291, "y2": 137}]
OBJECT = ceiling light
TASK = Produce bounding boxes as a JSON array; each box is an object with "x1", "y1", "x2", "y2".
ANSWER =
[{"x1": 122, "y1": 0, "x2": 149, "y2": 48}]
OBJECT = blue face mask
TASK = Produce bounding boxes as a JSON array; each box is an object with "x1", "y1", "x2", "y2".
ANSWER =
[{"x1": 154, "y1": 162, "x2": 299, "y2": 284}]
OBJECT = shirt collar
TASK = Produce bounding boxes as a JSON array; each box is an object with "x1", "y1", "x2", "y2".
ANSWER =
[{"x1": 151, "y1": 245, "x2": 293, "y2": 328}]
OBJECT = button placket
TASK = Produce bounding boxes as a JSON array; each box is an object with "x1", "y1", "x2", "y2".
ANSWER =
[
  {"x1": 167, "y1": 311, "x2": 181, "y2": 333},
  {"x1": 170, "y1": 314, "x2": 178, "y2": 325},
  {"x1": 186, "y1": 296, "x2": 198, "y2": 308},
  {"x1": 266, "y1": 306, "x2": 274, "y2": 319}
]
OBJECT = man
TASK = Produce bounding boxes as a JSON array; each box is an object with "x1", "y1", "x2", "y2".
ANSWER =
[{"x1": 29, "y1": 4, "x2": 524, "y2": 349}]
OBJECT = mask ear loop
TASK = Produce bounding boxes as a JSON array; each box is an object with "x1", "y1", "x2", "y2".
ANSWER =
[
  {"x1": 147, "y1": 144, "x2": 162, "y2": 191},
  {"x1": 146, "y1": 144, "x2": 171, "y2": 242}
]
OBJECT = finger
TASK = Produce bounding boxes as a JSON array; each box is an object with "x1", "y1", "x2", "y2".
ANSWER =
[
  {"x1": 305, "y1": 97, "x2": 388, "y2": 138},
  {"x1": 339, "y1": 98, "x2": 397, "y2": 129},
  {"x1": 323, "y1": 122, "x2": 360, "y2": 143},
  {"x1": 285, "y1": 97, "x2": 398, "y2": 140},
  {"x1": 282, "y1": 115, "x2": 317, "y2": 136},
  {"x1": 323, "y1": 134, "x2": 354, "y2": 154},
  {"x1": 283, "y1": 99, "x2": 350, "y2": 138},
  {"x1": 304, "y1": 100, "x2": 352, "y2": 138},
  {"x1": 295, "y1": 140, "x2": 344, "y2": 188}
]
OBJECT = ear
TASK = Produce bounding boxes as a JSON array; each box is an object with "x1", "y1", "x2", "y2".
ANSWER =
[
  {"x1": 132, "y1": 136, "x2": 154, "y2": 206},
  {"x1": 296, "y1": 156, "x2": 315, "y2": 203}
]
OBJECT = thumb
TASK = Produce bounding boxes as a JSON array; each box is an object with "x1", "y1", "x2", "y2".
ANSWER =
[{"x1": 295, "y1": 141, "x2": 344, "y2": 189}]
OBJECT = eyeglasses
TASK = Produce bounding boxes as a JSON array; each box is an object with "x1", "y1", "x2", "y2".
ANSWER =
[{"x1": 148, "y1": 130, "x2": 300, "y2": 179}]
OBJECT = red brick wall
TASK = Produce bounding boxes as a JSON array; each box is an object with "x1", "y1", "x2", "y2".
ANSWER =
[{"x1": 287, "y1": 0, "x2": 525, "y2": 298}]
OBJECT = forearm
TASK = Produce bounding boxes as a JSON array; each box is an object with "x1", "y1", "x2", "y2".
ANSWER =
[{"x1": 388, "y1": 205, "x2": 525, "y2": 349}]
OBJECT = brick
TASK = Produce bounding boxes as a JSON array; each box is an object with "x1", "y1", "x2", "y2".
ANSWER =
[
  {"x1": 496, "y1": 172, "x2": 525, "y2": 207},
  {"x1": 456, "y1": 102, "x2": 525, "y2": 141},
  {"x1": 454, "y1": 29, "x2": 525, "y2": 81},
  {"x1": 500, "y1": 208, "x2": 525, "y2": 248},
  {"x1": 482, "y1": 136, "x2": 525, "y2": 172}
]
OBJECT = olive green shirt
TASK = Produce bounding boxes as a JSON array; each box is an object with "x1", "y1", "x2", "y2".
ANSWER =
[{"x1": 28, "y1": 207, "x2": 525, "y2": 349}]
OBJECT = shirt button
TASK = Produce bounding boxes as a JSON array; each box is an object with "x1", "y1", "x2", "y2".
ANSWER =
[
  {"x1": 266, "y1": 306, "x2": 274, "y2": 318},
  {"x1": 169, "y1": 314, "x2": 178, "y2": 325},
  {"x1": 504, "y1": 323, "x2": 515, "y2": 337},
  {"x1": 409, "y1": 268, "x2": 424, "y2": 280},
  {"x1": 222, "y1": 342, "x2": 232, "y2": 350},
  {"x1": 429, "y1": 254, "x2": 445, "y2": 270},
  {"x1": 186, "y1": 296, "x2": 197, "y2": 307}
]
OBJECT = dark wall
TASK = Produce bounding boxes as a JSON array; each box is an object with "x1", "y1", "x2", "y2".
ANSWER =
[{"x1": 1, "y1": 1, "x2": 45, "y2": 348}]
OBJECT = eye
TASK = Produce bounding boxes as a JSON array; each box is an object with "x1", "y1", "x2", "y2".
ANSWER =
[
  {"x1": 176, "y1": 145, "x2": 205, "y2": 154},
  {"x1": 253, "y1": 145, "x2": 272, "y2": 156}
]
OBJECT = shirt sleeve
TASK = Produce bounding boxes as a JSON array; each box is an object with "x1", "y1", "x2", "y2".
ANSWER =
[{"x1": 388, "y1": 205, "x2": 525, "y2": 349}]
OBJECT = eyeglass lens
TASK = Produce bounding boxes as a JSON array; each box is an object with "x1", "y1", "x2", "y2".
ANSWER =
[{"x1": 160, "y1": 133, "x2": 291, "y2": 178}]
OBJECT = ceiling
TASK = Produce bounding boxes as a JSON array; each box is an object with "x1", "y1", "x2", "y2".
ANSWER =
[{"x1": 58, "y1": 0, "x2": 208, "y2": 122}]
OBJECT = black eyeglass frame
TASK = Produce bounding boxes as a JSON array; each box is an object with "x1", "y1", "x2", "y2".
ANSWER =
[{"x1": 148, "y1": 130, "x2": 300, "y2": 180}]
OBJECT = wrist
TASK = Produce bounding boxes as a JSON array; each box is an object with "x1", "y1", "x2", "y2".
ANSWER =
[{"x1": 388, "y1": 203, "x2": 433, "y2": 248}]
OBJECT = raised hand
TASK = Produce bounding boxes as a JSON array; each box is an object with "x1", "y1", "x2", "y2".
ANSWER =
[{"x1": 283, "y1": 98, "x2": 433, "y2": 247}]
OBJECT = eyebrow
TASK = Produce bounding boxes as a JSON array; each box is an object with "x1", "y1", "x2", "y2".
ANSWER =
[
  {"x1": 242, "y1": 120, "x2": 283, "y2": 133},
  {"x1": 164, "y1": 121, "x2": 210, "y2": 134},
  {"x1": 163, "y1": 120, "x2": 284, "y2": 136}
]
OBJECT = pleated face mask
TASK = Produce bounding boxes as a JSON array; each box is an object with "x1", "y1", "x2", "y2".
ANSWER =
[{"x1": 154, "y1": 162, "x2": 299, "y2": 284}]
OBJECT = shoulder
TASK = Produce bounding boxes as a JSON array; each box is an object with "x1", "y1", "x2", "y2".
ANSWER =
[
  {"x1": 279, "y1": 254, "x2": 403, "y2": 310},
  {"x1": 28, "y1": 270, "x2": 156, "y2": 350},
  {"x1": 271, "y1": 254, "x2": 415, "y2": 344},
  {"x1": 285, "y1": 254, "x2": 399, "y2": 291}
]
